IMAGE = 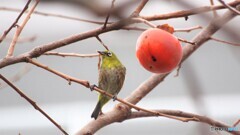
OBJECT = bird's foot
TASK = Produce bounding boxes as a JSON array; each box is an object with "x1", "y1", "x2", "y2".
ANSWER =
[
  {"x1": 112, "y1": 94, "x2": 118, "y2": 101},
  {"x1": 90, "y1": 84, "x2": 98, "y2": 91}
]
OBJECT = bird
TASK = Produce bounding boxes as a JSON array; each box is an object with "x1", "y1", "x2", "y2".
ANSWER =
[{"x1": 91, "y1": 50, "x2": 126, "y2": 120}]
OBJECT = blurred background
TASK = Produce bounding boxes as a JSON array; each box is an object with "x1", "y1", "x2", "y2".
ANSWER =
[{"x1": 0, "y1": 0, "x2": 240, "y2": 135}]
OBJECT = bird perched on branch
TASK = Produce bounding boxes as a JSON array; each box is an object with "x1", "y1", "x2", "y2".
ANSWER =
[{"x1": 91, "y1": 50, "x2": 126, "y2": 120}]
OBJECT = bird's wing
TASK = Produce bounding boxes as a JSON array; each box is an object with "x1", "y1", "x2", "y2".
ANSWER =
[
  {"x1": 117, "y1": 66, "x2": 126, "y2": 91},
  {"x1": 107, "y1": 66, "x2": 126, "y2": 95},
  {"x1": 98, "y1": 68, "x2": 108, "y2": 91}
]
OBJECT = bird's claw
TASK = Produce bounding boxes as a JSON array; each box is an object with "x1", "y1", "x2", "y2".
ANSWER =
[
  {"x1": 90, "y1": 84, "x2": 97, "y2": 91},
  {"x1": 112, "y1": 95, "x2": 117, "y2": 101}
]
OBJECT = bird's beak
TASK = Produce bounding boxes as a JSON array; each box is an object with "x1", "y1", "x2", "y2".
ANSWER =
[{"x1": 97, "y1": 51, "x2": 105, "y2": 55}]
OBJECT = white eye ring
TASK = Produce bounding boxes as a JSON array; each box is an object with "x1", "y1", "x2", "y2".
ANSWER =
[{"x1": 107, "y1": 52, "x2": 112, "y2": 57}]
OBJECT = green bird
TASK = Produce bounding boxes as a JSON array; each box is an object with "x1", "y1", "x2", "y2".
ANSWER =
[{"x1": 91, "y1": 50, "x2": 126, "y2": 120}]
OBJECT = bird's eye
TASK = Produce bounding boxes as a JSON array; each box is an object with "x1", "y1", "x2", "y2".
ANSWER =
[{"x1": 107, "y1": 52, "x2": 112, "y2": 57}]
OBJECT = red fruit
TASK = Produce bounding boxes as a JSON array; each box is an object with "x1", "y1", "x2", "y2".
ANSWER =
[{"x1": 136, "y1": 28, "x2": 182, "y2": 73}]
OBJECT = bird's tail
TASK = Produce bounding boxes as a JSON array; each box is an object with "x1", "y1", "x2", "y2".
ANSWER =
[{"x1": 91, "y1": 101, "x2": 101, "y2": 120}]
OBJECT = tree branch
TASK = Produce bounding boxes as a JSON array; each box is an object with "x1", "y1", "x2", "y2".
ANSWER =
[
  {"x1": 43, "y1": 52, "x2": 99, "y2": 58},
  {"x1": 174, "y1": 25, "x2": 203, "y2": 32},
  {"x1": 6, "y1": 0, "x2": 39, "y2": 57},
  {"x1": 27, "y1": 58, "x2": 89, "y2": 86},
  {"x1": 131, "y1": 0, "x2": 149, "y2": 16},
  {"x1": 141, "y1": 0, "x2": 240, "y2": 21},
  {"x1": 210, "y1": 0, "x2": 218, "y2": 17},
  {"x1": 233, "y1": 119, "x2": 240, "y2": 127},
  {"x1": 0, "y1": 74, "x2": 69, "y2": 135},
  {"x1": 0, "y1": 0, "x2": 31, "y2": 44},
  {"x1": 0, "y1": 6, "x2": 107, "y2": 25},
  {"x1": 210, "y1": 36, "x2": 240, "y2": 46},
  {"x1": 0, "y1": 1, "x2": 239, "y2": 68},
  {"x1": 1, "y1": 1, "x2": 239, "y2": 25},
  {"x1": 76, "y1": 6, "x2": 240, "y2": 135},
  {"x1": 103, "y1": 0, "x2": 116, "y2": 29},
  {"x1": 27, "y1": 57, "x2": 198, "y2": 122},
  {"x1": 96, "y1": 36, "x2": 109, "y2": 50},
  {"x1": 218, "y1": 0, "x2": 240, "y2": 15},
  {"x1": 127, "y1": 110, "x2": 240, "y2": 135}
]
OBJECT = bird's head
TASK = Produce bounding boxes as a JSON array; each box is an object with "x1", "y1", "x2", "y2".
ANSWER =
[
  {"x1": 97, "y1": 50, "x2": 116, "y2": 59},
  {"x1": 97, "y1": 50, "x2": 122, "y2": 68}
]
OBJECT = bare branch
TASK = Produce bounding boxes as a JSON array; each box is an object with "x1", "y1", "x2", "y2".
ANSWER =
[
  {"x1": 174, "y1": 63, "x2": 182, "y2": 77},
  {"x1": 210, "y1": 0, "x2": 218, "y2": 17},
  {"x1": 0, "y1": 74, "x2": 69, "y2": 135},
  {"x1": 174, "y1": 25, "x2": 203, "y2": 32},
  {"x1": 0, "y1": 6, "x2": 107, "y2": 25},
  {"x1": 27, "y1": 58, "x2": 196, "y2": 122},
  {"x1": 27, "y1": 58, "x2": 89, "y2": 87},
  {"x1": 177, "y1": 37, "x2": 196, "y2": 45},
  {"x1": 131, "y1": 0, "x2": 149, "y2": 16},
  {"x1": 210, "y1": 36, "x2": 240, "y2": 46},
  {"x1": 0, "y1": 0, "x2": 31, "y2": 44},
  {"x1": 1, "y1": 1, "x2": 239, "y2": 26},
  {"x1": 92, "y1": 87, "x2": 198, "y2": 122},
  {"x1": 43, "y1": 52, "x2": 99, "y2": 58},
  {"x1": 7, "y1": 0, "x2": 39, "y2": 57},
  {"x1": 1, "y1": 1, "x2": 239, "y2": 135},
  {"x1": 103, "y1": 0, "x2": 116, "y2": 29},
  {"x1": 77, "y1": 6, "x2": 240, "y2": 135},
  {"x1": 96, "y1": 36, "x2": 109, "y2": 50},
  {"x1": 233, "y1": 119, "x2": 240, "y2": 127},
  {"x1": 122, "y1": 26, "x2": 147, "y2": 31},
  {"x1": 127, "y1": 110, "x2": 240, "y2": 135},
  {"x1": 218, "y1": 0, "x2": 240, "y2": 15},
  {"x1": 132, "y1": 18, "x2": 157, "y2": 28},
  {"x1": 123, "y1": 25, "x2": 202, "y2": 33},
  {"x1": 0, "y1": 2, "x2": 240, "y2": 69},
  {"x1": 141, "y1": 0, "x2": 240, "y2": 21}
]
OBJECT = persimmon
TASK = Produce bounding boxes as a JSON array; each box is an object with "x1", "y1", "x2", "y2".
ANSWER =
[{"x1": 136, "y1": 28, "x2": 182, "y2": 73}]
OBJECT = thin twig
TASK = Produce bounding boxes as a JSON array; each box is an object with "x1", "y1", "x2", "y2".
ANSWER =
[
  {"x1": 0, "y1": 0, "x2": 31, "y2": 44},
  {"x1": 141, "y1": 0, "x2": 240, "y2": 21},
  {"x1": 103, "y1": 0, "x2": 116, "y2": 29},
  {"x1": 1, "y1": 1, "x2": 239, "y2": 26},
  {"x1": 174, "y1": 63, "x2": 182, "y2": 77},
  {"x1": 1, "y1": 1, "x2": 240, "y2": 69},
  {"x1": 174, "y1": 25, "x2": 203, "y2": 32},
  {"x1": 7, "y1": 0, "x2": 39, "y2": 57},
  {"x1": 0, "y1": 7, "x2": 108, "y2": 25},
  {"x1": 98, "y1": 55, "x2": 101, "y2": 71},
  {"x1": 27, "y1": 58, "x2": 196, "y2": 122},
  {"x1": 123, "y1": 25, "x2": 202, "y2": 33},
  {"x1": 92, "y1": 87, "x2": 199, "y2": 122},
  {"x1": 27, "y1": 58, "x2": 89, "y2": 86},
  {"x1": 96, "y1": 36, "x2": 109, "y2": 50},
  {"x1": 210, "y1": 0, "x2": 218, "y2": 17},
  {"x1": 127, "y1": 110, "x2": 240, "y2": 135},
  {"x1": 132, "y1": 18, "x2": 157, "y2": 28},
  {"x1": 122, "y1": 26, "x2": 147, "y2": 31},
  {"x1": 210, "y1": 37, "x2": 240, "y2": 46},
  {"x1": 233, "y1": 119, "x2": 240, "y2": 127},
  {"x1": 77, "y1": 5, "x2": 240, "y2": 135},
  {"x1": 131, "y1": 0, "x2": 149, "y2": 17},
  {"x1": 0, "y1": 74, "x2": 69, "y2": 135},
  {"x1": 178, "y1": 37, "x2": 196, "y2": 45},
  {"x1": 44, "y1": 52, "x2": 99, "y2": 58},
  {"x1": 218, "y1": 0, "x2": 240, "y2": 15}
]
